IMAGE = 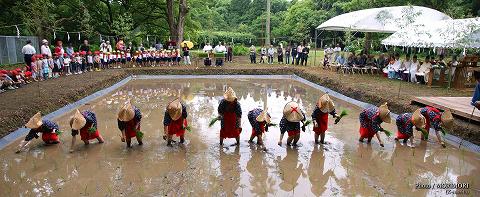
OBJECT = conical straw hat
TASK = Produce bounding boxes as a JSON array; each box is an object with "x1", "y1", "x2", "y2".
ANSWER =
[
  {"x1": 378, "y1": 102, "x2": 391, "y2": 123},
  {"x1": 223, "y1": 87, "x2": 237, "y2": 102},
  {"x1": 412, "y1": 108, "x2": 425, "y2": 129},
  {"x1": 25, "y1": 112, "x2": 43, "y2": 129},
  {"x1": 441, "y1": 109, "x2": 454, "y2": 130},
  {"x1": 283, "y1": 101, "x2": 304, "y2": 122},
  {"x1": 256, "y1": 110, "x2": 271, "y2": 123},
  {"x1": 70, "y1": 109, "x2": 87, "y2": 130},
  {"x1": 118, "y1": 102, "x2": 135, "y2": 122},
  {"x1": 167, "y1": 98, "x2": 183, "y2": 121},
  {"x1": 317, "y1": 94, "x2": 335, "y2": 113}
]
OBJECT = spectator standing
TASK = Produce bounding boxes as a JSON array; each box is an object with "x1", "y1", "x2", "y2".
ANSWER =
[
  {"x1": 214, "y1": 42, "x2": 226, "y2": 54},
  {"x1": 116, "y1": 39, "x2": 125, "y2": 52},
  {"x1": 260, "y1": 46, "x2": 267, "y2": 64},
  {"x1": 267, "y1": 45, "x2": 275, "y2": 64},
  {"x1": 203, "y1": 43, "x2": 213, "y2": 53},
  {"x1": 249, "y1": 45, "x2": 256, "y2": 64},
  {"x1": 333, "y1": 44, "x2": 342, "y2": 60},
  {"x1": 21, "y1": 40, "x2": 36, "y2": 71},
  {"x1": 138, "y1": 44, "x2": 145, "y2": 52},
  {"x1": 409, "y1": 55, "x2": 420, "y2": 83},
  {"x1": 182, "y1": 43, "x2": 191, "y2": 65},
  {"x1": 301, "y1": 45, "x2": 310, "y2": 66},
  {"x1": 66, "y1": 43, "x2": 75, "y2": 58},
  {"x1": 285, "y1": 45, "x2": 291, "y2": 64},
  {"x1": 291, "y1": 43, "x2": 297, "y2": 65},
  {"x1": 324, "y1": 45, "x2": 334, "y2": 63},
  {"x1": 79, "y1": 39, "x2": 91, "y2": 53},
  {"x1": 226, "y1": 44, "x2": 233, "y2": 63},
  {"x1": 54, "y1": 40, "x2": 65, "y2": 56},
  {"x1": 296, "y1": 43, "x2": 304, "y2": 65},
  {"x1": 100, "y1": 40, "x2": 108, "y2": 53},
  {"x1": 40, "y1": 39, "x2": 52, "y2": 57},
  {"x1": 277, "y1": 45, "x2": 284, "y2": 64},
  {"x1": 155, "y1": 41, "x2": 163, "y2": 50}
]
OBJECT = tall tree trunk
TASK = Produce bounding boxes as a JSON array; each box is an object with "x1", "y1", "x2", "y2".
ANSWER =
[
  {"x1": 265, "y1": 0, "x2": 271, "y2": 46},
  {"x1": 364, "y1": 32, "x2": 371, "y2": 54},
  {"x1": 166, "y1": 0, "x2": 189, "y2": 47}
]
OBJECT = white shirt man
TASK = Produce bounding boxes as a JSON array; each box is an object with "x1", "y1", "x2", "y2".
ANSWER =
[
  {"x1": 203, "y1": 43, "x2": 213, "y2": 53},
  {"x1": 40, "y1": 39, "x2": 52, "y2": 57},
  {"x1": 21, "y1": 43, "x2": 36, "y2": 55},
  {"x1": 214, "y1": 43, "x2": 226, "y2": 53}
]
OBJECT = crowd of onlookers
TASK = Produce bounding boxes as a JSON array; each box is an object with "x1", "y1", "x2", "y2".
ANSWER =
[
  {"x1": 0, "y1": 38, "x2": 466, "y2": 93},
  {"x1": 0, "y1": 38, "x2": 194, "y2": 93},
  {"x1": 246, "y1": 42, "x2": 310, "y2": 66},
  {"x1": 324, "y1": 44, "x2": 459, "y2": 84}
]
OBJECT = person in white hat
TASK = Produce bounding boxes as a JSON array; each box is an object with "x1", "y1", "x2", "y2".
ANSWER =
[
  {"x1": 279, "y1": 101, "x2": 306, "y2": 146},
  {"x1": 117, "y1": 102, "x2": 143, "y2": 148},
  {"x1": 358, "y1": 103, "x2": 391, "y2": 147},
  {"x1": 419, "y1": 106, "x2": 453, "y2": 148},
  {"x1": 247, "y1": 108, "x2": 271, "y2": 145},
  {"x1": 217, "y1": 87, "x2": 242, "y2": 145},
  {"x1": 16, "y1": 112, "x2": 60, "y2": 153},
  {"x1": 69, "y1": 109, "x2": 105, "y2": 152},
  {"x1": 311, "y1": 94, "x2": 340, "y2": 144},
  {"x1": 163, "y1": 98, "x2": 188, "y2": 146},
  {"x1": 394, "y1": 108, "x2": 426, "y2": 148}
]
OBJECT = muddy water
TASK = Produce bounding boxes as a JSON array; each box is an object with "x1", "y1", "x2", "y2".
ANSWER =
[{"x1": 0, "y1": 78, "x2": 479, "y2": 196}]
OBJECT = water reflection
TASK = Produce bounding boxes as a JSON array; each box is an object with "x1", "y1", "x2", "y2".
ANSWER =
[{"x1": 0, "y1": 78, "x2": 478, "y2": 196}]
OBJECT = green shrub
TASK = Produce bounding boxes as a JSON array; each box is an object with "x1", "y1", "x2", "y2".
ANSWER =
[
  {"x1": 197, "y1": 53, "x2": 209, "y2": 58},
  {"x1": 232, "y1": 44, "x2": 249, "y2": 56},
  {"x1": 214, "y1": 53, "x2": 225, "y2": 58}
]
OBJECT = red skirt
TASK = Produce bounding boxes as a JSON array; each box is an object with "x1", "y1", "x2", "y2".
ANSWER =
[
  {"x1": 251, "y1": 123, "x2": 265, "y2": 137},
  {"x1": 359, "y1": 127, "x2": 376, "y2": 139},
  {"x1": 80, "y1": 128, "x2": 100, "y2": 141},
  {"x1": 125, "y1": 120, "x2": 140, "y2": 139},
  {"x1": 396, "y1": 131, "x2": 410, "y2": 139},
  {"x1": 220, "y1": 112, "x2": 240, "y2": 139},
  {"x1": 42, "y1": 132, "x2": 59, "y2": 143},
  {"x1": 313, "y1": 113, "x2": 328, "y2": 134},
  {"x1": 288, "y1": 130, "x2": 300, "y2": 137},
  {"x1": 168, "y1": 118, "x2": 187, "y2": 137}
]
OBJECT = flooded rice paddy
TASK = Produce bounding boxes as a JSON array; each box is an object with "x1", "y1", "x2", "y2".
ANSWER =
[{"x1": 0, "y1": 77, "x2": 479, "y2": 196}]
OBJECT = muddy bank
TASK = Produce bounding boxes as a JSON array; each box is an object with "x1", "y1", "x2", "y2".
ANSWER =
[{"x1": 1, "y1": 65, "x2": 479, "y2": 145}]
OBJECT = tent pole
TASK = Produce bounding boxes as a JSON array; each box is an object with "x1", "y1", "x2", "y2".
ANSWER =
[{"x1": 314, "y1": 29, "x2": 317, "y2": 67}]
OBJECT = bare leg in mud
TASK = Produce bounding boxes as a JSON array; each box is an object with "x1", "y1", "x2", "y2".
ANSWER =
[
  {"x1": 278, "y1": 133, "x2": 285, "y2": 146},
  {"x1": 220, "y1": 136, "x2": 224, "y2": 145},
  {"x1": 126, "y1": 138, "x2": 132, "y2": 148},
  {"x1": 292, "y1": 134, "x2": 300, "y2": 146},
  {"x1": 286, "y1": 136, "x2": 293, "y2": 146},
  {"x1": 315, "y1": 133, "x2": 326, "y2": 144},
  {"x1": 180, "y1": 135, "x2": 185, "y2": 144},
  {"x1": 434, "y1": 130, "x2": 446, "y2": 148}
]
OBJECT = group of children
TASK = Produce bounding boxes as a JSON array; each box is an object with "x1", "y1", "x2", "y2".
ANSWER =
[
  {"x1": 14, "y1": 87, "x2": 454, "y2": 153},
  {"x1": 0, "y1": 48, "x2": 186, "y2": 93}
]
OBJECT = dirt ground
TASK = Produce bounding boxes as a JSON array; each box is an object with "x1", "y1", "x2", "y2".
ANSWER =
[{"x1": 1, "y1": 56, "x2": 478, "y2": 145}]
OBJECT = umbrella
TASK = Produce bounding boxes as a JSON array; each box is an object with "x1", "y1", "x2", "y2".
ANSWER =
[{"x1": 181, "y1": 41, "x2": 194, "y2": 49}]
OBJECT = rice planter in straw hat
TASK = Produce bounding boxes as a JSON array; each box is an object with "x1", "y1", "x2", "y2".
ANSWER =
[
  {"x1": 25, "y1": 112, "x2": 43, "y2": 129},
  {"x1": 70, "y1": 109, "x2": 87, "y2": 130}
]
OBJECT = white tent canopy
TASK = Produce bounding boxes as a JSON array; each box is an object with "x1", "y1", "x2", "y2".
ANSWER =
[
  {"x1": 382, "y1": 18, "x2": 480, "y2": 48},
  {"x1": 316, "y1": 6, "x2": 451, "y2": 33}
]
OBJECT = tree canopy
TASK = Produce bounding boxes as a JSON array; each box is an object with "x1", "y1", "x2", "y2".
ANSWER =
[{"x1": 0, "y1": 0, "x2": 477, "y2": 46}]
